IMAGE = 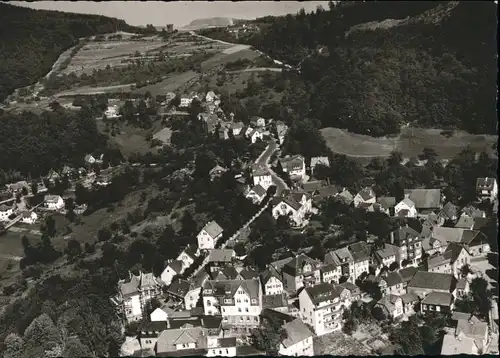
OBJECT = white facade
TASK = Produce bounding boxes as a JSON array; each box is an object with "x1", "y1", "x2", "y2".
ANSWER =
[
  {"x1": 44, "y1": 195, "x2": 65, "y2": 211},
  {"x1": 298, "y1": 285, "x2": 351, "y2": 336},
  {"x1": 352, "y1": 259, "x2": 370, "y2": 281},
  {"x1": 263, "y1": 276, "x2": 284, "y2": 296},
  {"x1": 177, "y1": 250, "x2": 195, "y2": 271},
  {"x1": 185, "y1": 287, "x2": 201, "y2": 310},
  {"x1": 249, "y1": 130, "x2": 264, "y2": 144},
  {"x1": 197, "y1": 229, "x2": 223, "y2": 251},
  {"x1": 477, "y1": 178, "x2": 498, "y2": 201},
  {"x1": 206, "y1": 347, "x2": 236, "y2": 357},
  {"x1": 272, "y1": 196, "x2": 312, "y2": 227},
  {"x1": 20, "y1": 211, "x2": 38, "y2": 225},
  {"x1": 124, "y1": 294, "x2": 142, "y2": 322},
  {"x1": 160, "y1": 265, "x2": 180, "y2": 286},
  {"x1": 353, "y1": 193, "x2": 376, "y2": 208},
  {"x1": 279, "y1": 336, "x2": 314, "y2": 357},
  {"x1": 180, "y1": 97, "x2": 193, "y2": 108},
  {"x1": 150, "y1": 307, "x2": 169, "y2": 322},
  {"x1": 253, "y1": 173, "x2": 273, "y2": 191},
  {"x1": 104, "y1": 105, "x2": 121, "y2": 118},
  {"x1": 395, "y1": 200, "x2": 418, "y2": 218},
  {"x1": 0, "y1": 206, "x2": 13, "y2": 222}
]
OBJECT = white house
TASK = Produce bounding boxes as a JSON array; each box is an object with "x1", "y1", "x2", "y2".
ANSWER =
[
  {"x1": 248, "y1": 129, "x2": 264, "y2": 144},
  {"x1": 185, "y1": 285, "x2": 202, "y2": 310},
  {"x1": 44, "y1": 195, "x2": 65, "y2": 211},
  {"x1": 160, "y1": 260, "x2": 184, "y2": 286},
  {"x1": 353, "y1": 187, "x2": 377, "y2": 208},
  {"x1": 427, "y1": 243, "x2": 471, "y2": 278},
  {"x1": 375, "y1": 294, "x2": 404, "y2": 319},
  {"x1": 180, "y1": 97, "x2": 193, "y2": 108},
  {"x1": 250, "y1": 116, "x2": 266, "y2": 128},
  {"x1": 252, "y1": 164, "x2": 273, "y2": 190},
  {"x1": 202, "y1": 278, "x2": 263, "y2": 334},
  {"x1": 150, "y1": 306, "x2": 174, "y2": 322},
  {"x1": 347, "y1": 242, "x2": 371, "y2": 281},
  {"x1": 104, "y1": 105, "x2": 121, "y2": 119},
  {"x1": 279, "y1": 318, "x2": 315, "y2": 356},
  {"x1": 20, "y1": 211, "x2": 38, "y2": 225},
  {"x1": 197, "y1": 221, "x2": 224, "y2": 251},
  {"x1": 395, "y1": 197, "x2": 418, "y2": 218},
  {"x1": 0, "y1": 204, "x2": 13, "y2": 222},
  {"x1": 310, "y1": 156, "x2": 330, "y2": 177},
  {"x1": 298, "y1": 282, "x2": 352, "y2": 336},
  {"x1": 281, "y1": 254, "x2": 322, "y2": 293},
  {"x1": 231, "y1": 121, "x2": 244, "y2": 136},
  {"x1": 476, "y1": 177, "x2": 498, "y2": 202},
  {"x1": 272, "y1": 192, "x2": 313, "y2": 227},
  {"x1": 206, "y1": 91, "x2": 218, "y2": 103},
  {"x1": 261, "y1": 268, "x2": 284, "y2": 296},
  {"x1": 244, "y1": 126, "x2": 254, "y2": 138},
  {"x1": 117, "y1": 271, "x2": 162, "y2": 323},
  {"x1": 176, "y1": 245, "x2": 198, "y2": 271},
  {"x1": 279, "y1": 155, "x2": 306, "y2": 180},
  {"x1": 245, "y1": 185, "x2": 267, "y2": 205},
  {"x1": 374, "y1": 244, "x2": 399, "y2": 269}
]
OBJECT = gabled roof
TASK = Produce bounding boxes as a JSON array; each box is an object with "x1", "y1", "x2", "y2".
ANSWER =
[
  {"x1": 384, "y1": 272, "x2": 403, "y2": 287},
  {"x1": 302, "y1": 180, "x2": 327, "y2": 193},
  {"x1": 279, "y1": 155, "x2": 305, "y2": 171},
  {"x1": 376, "y1": 244, "x2": 398, "y2": 260},
  {"x1": 249, "y1": 184, "x2": 267, "y2": 197},
  {"x1": 398, "y1": 197, "x2": 415, "y2": 208},
  {"x1": 348, "y1": 242, "x2": 370, "y2": 262},
  {"x1": 337, "y1": 189, "x2": 353, "y2": 204},
  {"x1": 403, "y1": 189, "x2": 441, "y2": 209},
  {"x1": 432, "y1": 227, "x2": 464, "y2": 244},
  {"x1": 203, "y1": 278, "x2": 260, "y2": 299},
  {"x1": 376, "y1": 294, "x2": 402, "y2": 313},
  {"x1": 156, "y1": 327, "x2": 206, "y2": 354},
  {"x1": 456, "y1": 316, "x2": 488, "y2": 340},
  {"x1": 398, "y1": 266, "x2": 418, "y2": 282},
  {"x1": 252, "y1": 164, "x2": 270, "y2": 177},
  {"x1": 377, "y1": 196, "x2": 396, "y2": 209},
  {"x1": 324, "y1": 247, "x2": 353, "y2": 265},
  {"x1": 208, "y1": 249, "x2": 235, "y2": 263},
  {"x1": 261, "y1": 267, "x2": 282, "y2": 284},
  {"x1": 391, "y1": 226, "x2": 420, "y2": 246},
  {"x1": 400, "y1": 292, "x2": 419, "y2": 304},
  {"x1": 274, "y1": 195, "x2": 303, "y2": 212},
  {"x1": 262, "y1": 293, "x2": 288, "y2": 309},
  {"x1": 476, "y1": 177, "x2": 496, "y2": 190},
  {"x1": 209, "y1": 165, "x2": 227, "y2": 176},
  {"x1": 200, "y1": 221, "x2": 223, "y2": 239},
  {"x1": 210, "y1": 266, "x2": 239, "y2": 281},
  {"x1": 460, "y1": 206, "x2": 486, "y2": 218},
  {"x1": 167, "y1": 260, "x2": 183, "y2": 274},
  {"x1": 461, "y1": 230, "x2": 487, "y2": 246},
  {"x1": 422, "y1": 291, "x2": 453, "y2": 306},
  {"x1": 238, "y1": 268, "x2": 259, "y2": 280},
  {"x1": 471, "y1": 217, "x2": 489, "y2": 231},
  {"x1": 303, "y1": 282, "x2": 345, "y2": 305},
  {"x1": 310, "y1": 156, "x2": 330, "y2": 168},
  {"x1": 440, "y1": 202, "x2": 458, "y2": 219},
  {"x1": 183, "y1": 245, "x2": 198, "y2": 261},
  {"x1": 357, "y1": 187, "x2": 375, "y2": 201},
  {"x1": 454, "y1": 215, "x2": 475, "y2": 229},
  {"x1": 441, "y1": 333, "x2": 479, "y2": 355},
  {"x1": 167, "y1": 279, "x2": 191, "y2": 298},
  {"x1": 282, "y1": 254, "x2": 321, "y2": 277},
  {"x1": 281, "y1": 319, "x2": 314, "y2": 348},
  {"x1": 408, "y1": 271, "x2": 456, "y2": 292}
]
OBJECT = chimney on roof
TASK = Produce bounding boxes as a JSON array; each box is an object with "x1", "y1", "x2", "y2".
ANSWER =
[
  {"x1": 167, "y1": 318, "x2": 171, "y2": 329},
  {"x1": 201, "y1": 317, "x2": 204, "y2": 326},
  {"x1": 390, "y1": 231, "x2": 394, "y2": 244}
]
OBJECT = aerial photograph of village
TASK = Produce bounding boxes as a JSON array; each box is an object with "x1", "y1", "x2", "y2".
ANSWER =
[{"x1": 0, "y1": 1, "x2": 497, "y2": 357}]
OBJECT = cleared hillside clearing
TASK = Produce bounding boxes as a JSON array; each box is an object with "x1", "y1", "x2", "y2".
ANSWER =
[{"x1": 321, "y1": 127, "x2": 497, "y2": 159}]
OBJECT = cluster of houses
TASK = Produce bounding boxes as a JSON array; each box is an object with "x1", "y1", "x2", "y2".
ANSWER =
[{"x1": 113, "y1": 172, "x2": 497, "y2": 356}]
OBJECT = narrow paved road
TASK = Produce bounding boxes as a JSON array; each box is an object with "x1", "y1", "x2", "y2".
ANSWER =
[
  {"x1": 255, "y1": 140, "x2": 288, "y2": 195},
  {"x1": 227, "y1": 67, "x2": 282, "y2": 74}
]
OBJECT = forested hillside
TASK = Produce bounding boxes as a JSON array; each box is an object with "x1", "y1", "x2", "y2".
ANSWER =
[
  {"x1": 0, "y1": 3, "x2": 145, "y2": 101},
  {"x1": 203, "y1": 1, "x2": 497, "y2": 136}
]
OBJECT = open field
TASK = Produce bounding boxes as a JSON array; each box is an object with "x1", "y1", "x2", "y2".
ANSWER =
[
  {"x1": 132, "y1": 71, "x2": 199, "y2": 96},
  {"x1": 201, "y1": 47, "x2": 260, "y2": 71},
  {"x1": 321, "y1": 127, "x2": 498, "y2": 159}
]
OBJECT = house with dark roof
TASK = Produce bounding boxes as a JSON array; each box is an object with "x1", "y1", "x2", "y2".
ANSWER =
[
  {"x1": 389, "y1": 225, "x2": 423, "y2": 265},
  {"x1": 460, "y1": 205, "x2": 486, "y2": 219},
  {"x1": 281, "y1": 254, "x2": 321, "y2": 292},
  {"x1": 324, "y1": 247, "x2": 355, "y2": 283},
  {"x1": 376, "y1": 196, "x2": 396, "y2": 216},
  {"x1": 262, "y1": 293, "x2": 289, "y2": 313},
  {"x1": 353, "y1": 187, "x2": 376, "y2": 208},
  {"x1": 298, "y1": 282, "x2": 351, "y2": 336},
  {"x1": 454, "y1": 214, "x2": 475, "y2": 229},
  {"x1": 202, "y1": 278, "x2": 262, "y2": 333},
  {"x1": 403, "y1": 189, "x2": 442, "y2": 216},
  {"x1": 261, "y1": 267, "x2": 285, "y2": 295},
  {"x1": 197, "y1": 221, "x2": 224, "y2": 251},
  {"x1": 320, "y1": 262, "x2": 342, "y2": 285},
  {"x1": 251, "y1": 164, "x2": 273, "y2": 190},
  {"x1": 271, "y1": 191, "x2": 313, "y2": 227},
  {"x1": 421, "y1": 291, "x2": 454, "y2": 313},
  {"x1": 117, "y1": 271, "x2": 162, "y2": 323},
  {"x1": 278, "y1": 155, "x2": 306, "y2": 180},
  {"x1": 400, "y1": 292, "x2": 419, "y2": 316},
  {"x1": 310, "y1": 156, "x2": 330, "y2": 177},
  {"x1": 245, "y1": 184, "x2": 267, "y2": 204},
  {"x1": 176, "y1": 245, "x2": 198, "y2": 272},
  {"x1": 394, "y1": 197, "x2": 418, "y2": 218},
  {"x1": 441, "y1": 315, "x2": 490, "y2": 355},
  {"x1": 207, "y1": 249, "x2": 236, "y2": 271},
  {"x1": 476, "y1": 177, "x2": 497, "y2": 202},
  {"x1": 209, "y1": 165, "x2": 227, "y2": 181},
  {"x1": 379, "y1": 271, "x2": 405, "y2": 296},
  {"x1": 375, "y1": 294, "x2": 404, "y2": 319},
  {"x1": 426, "y1": 242, "x2": 471, "y2": 278},
  {"x1": 347, "y1": 242, "x2": 370, "y2": 280},
  {"x1": 374, "y1": 244, "x2": 399, "y2": 269},
  {"x1": 407, "y1": 271, "x2": 456, "y2": 300},
  {"x1": 161, "y1": 260, "x2": 185, "y2": 286},
  {"x1": 210, "y1": 265, "x2": 239, "y2": 281},
  {"x1": 279, "y1": 317, "x2": 315, "y2": 356},
  {"x1": 439, "y1": 202, "x2": 459, "y2": 222}
]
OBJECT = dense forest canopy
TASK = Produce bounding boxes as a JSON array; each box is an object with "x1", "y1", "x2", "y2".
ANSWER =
[
  {"x1": 0, "y1": 3, "x2": 145, "y2": 101},
  {"x1": 201, "y1": 1, "x2": 497, "y2": 136},
  {"x1": 0, "y1": 108, "x2": 107, "y2": 179}
]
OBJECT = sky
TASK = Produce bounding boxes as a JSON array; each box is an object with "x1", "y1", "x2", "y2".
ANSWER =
[{"x1": 11, "y1": 1, "x2": 329, "y2": 28}]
